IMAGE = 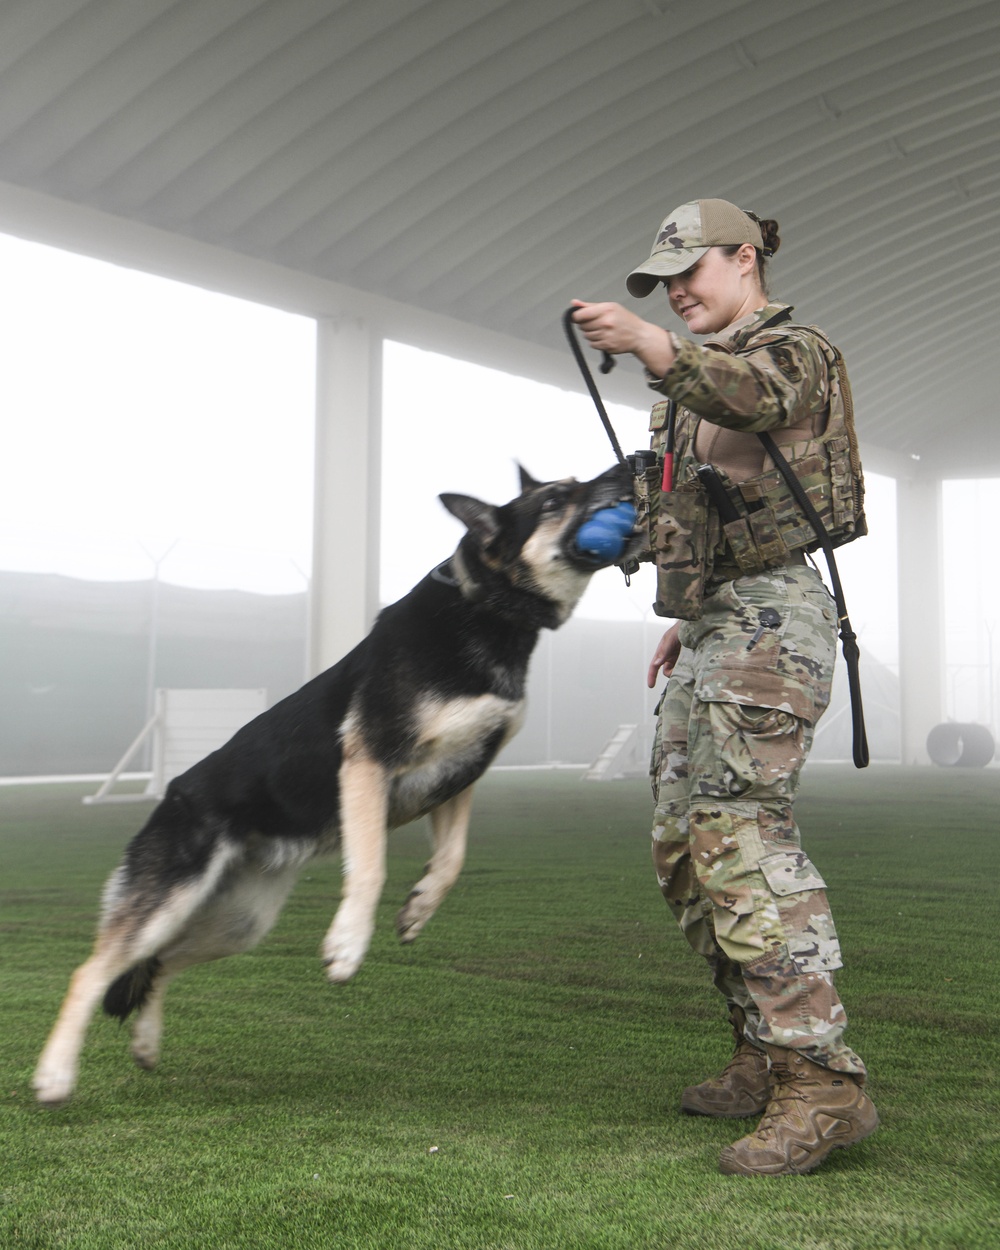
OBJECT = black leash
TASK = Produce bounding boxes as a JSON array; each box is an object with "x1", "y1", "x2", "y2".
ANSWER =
[
  {"x1": 757, "y1": 432, "x2": 870, "y2": 768},
  {"x1": 562, "y1": 305, "x2": 867, "y2": 766},
  {"x1": 562, "y1": 307, "x2": 627, "y2": 469}
]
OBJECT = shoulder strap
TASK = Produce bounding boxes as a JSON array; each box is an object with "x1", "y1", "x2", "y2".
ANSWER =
[{"x1": 757, "y1": 431, "x2": 869, "y2": 768}]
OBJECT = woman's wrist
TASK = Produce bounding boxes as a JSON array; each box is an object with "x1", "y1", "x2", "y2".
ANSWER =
[{"x1": 633, "y1": 323, "x2": 677, "y2": 378}]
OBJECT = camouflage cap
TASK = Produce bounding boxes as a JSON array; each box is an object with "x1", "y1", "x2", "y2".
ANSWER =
[{"x1": 626, "y1": 199, "x2": 765, "y2": 298}]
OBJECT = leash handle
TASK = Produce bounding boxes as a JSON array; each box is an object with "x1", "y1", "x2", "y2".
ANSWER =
[{"x1": 562, "y1": 307, "x2": 626, "y2": 469}]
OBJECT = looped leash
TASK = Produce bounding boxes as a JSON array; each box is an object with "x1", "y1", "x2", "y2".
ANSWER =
[{"x1": 562, "y1": 307, "x2": 627, "y2": 469}]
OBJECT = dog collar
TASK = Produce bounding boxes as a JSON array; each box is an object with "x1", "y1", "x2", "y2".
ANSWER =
[{"x1": 431, "y1": 550, "x2": 487, "y2": 604}]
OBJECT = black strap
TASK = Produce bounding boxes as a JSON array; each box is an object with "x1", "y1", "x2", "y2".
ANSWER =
[{"x1": 757, "y1": 431, "x2": 869, "y2": 769}]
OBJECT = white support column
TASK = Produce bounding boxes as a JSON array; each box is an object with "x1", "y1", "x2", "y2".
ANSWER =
[
  {"x1": 896, "y1": 473, "x2": 944, "y2": 764},
  {"x1": 310, "y1": 316, "x2": 383, "y2": 677}
]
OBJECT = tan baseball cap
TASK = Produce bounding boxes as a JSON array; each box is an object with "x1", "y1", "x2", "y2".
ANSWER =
[{"x1": 626, "y1": 199, "x2": 764, "y2": 298}]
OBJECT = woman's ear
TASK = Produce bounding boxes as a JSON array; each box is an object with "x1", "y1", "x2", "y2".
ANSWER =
[{"x1": 737, "y1": 242, "x2": 758, "y2": 277}]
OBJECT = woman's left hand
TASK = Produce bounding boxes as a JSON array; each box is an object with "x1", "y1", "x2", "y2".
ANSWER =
[{"x1": 647, "y1": 623, "x2": 682, "y2": 688}]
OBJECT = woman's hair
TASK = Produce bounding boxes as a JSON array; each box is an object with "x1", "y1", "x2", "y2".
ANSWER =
[{"x1": 722, "y1": 211, "x2": 781, "y2": 294}]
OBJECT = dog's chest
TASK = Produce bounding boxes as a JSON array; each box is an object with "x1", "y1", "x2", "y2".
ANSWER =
[
  {"x1": 410, "y1": 692, "x2": 524, "y2": 767},
  {"x1": 372, "y1": 692, "x2": 523, "y2": 829}
]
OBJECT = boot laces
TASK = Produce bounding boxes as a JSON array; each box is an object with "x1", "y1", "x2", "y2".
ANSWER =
[{"x1": 754, "y1": 1064, "x2": 807, "y2": 1138}]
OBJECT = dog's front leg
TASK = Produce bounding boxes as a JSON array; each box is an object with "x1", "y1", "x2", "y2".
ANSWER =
[
  {"x1": 322, "y1": 735, "x2": 389, "y2": 983},
  {"x1": 396, "y1": 783, "x2": 474, "y2": 943}
]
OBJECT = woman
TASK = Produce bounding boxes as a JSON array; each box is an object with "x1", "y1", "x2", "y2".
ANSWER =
[{"x1": 572, "y1": 199, "x2": 877, "y2": 1176}]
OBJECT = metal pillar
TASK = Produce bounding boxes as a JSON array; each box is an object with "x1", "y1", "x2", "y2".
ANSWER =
[
  {"x1": 309, "y1": 316, "x2": 382, "y2": 676},
  {"x1": 896, "y1": 473, "x2": 944, "y2": 764}
]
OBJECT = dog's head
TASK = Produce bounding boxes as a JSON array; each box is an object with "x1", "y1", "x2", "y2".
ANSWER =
[{"x1": 439, "y1": 464, "x2": 643, "y2": 628}]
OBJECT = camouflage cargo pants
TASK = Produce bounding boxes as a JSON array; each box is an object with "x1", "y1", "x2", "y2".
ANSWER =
[{"x1": 650, "y1": 563, "x2": 866, "y2": 1076}]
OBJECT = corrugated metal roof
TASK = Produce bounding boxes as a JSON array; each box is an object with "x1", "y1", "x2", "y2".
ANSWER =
[{"x1": 0, "y1": 0, "x2": 997, "y2": 475}]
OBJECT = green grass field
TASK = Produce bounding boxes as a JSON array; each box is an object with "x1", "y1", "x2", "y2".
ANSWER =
[{"x1": 2, "y1": 765, "x2": 998, "y2": 1249}]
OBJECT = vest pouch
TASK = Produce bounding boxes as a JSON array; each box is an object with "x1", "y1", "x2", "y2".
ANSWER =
[
  {"x1": 744, "y1": 506, "x2": 792, "y2": 568},
  {"x1": 717, "y1": 510, "x2": 787, "y2": 573},
  {"x1": 630, "y1": 462, "x2": 662, "y2": 563},
  {"x1": 653, "y1": 488, "x2": 711, "y2": 620},
  {"x1": 738, "y1": 455, "x2": 829, "y2": 555}
]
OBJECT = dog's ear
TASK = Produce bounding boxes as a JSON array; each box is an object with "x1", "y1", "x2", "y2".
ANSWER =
[
  {"x1": 516, "y1": 463, "x2": 542, "y2": 492},
  {"x1": 439, "y1": 493, "x2": 500, "y2": 544}
]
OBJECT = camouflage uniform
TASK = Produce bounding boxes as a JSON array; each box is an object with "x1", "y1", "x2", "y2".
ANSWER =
[{"x1": 646, "y1": 303, "x2": 866, "y2": 1076}]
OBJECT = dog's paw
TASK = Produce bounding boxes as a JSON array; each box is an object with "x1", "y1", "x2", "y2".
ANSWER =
[
  {"x1": 33, "y1": 1062, "x2": 75, "y2": 1107},
  {"x1": 130, "y1": 1041, "x2": 159, "y2": 1071},
  {"x1": 397, "y1": 885, "x2": 445, "y2": 945},
  {"x1": 395, "y1": 894, "x2": 428, "y2": 944},
  {"x1": 131, "y1": 1012, "x2": 162, "y2": 1071},
  {"x1": 321, "y1": 934, "x2": 367, "y2": 984}
]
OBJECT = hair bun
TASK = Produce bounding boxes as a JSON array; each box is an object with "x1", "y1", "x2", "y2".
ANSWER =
[
  {"x1": 757, "y1": 217, "x2": 781, "y2": 258},
  {"x1": 742, "y1": 209, "x2": 781, "y2": 258}
]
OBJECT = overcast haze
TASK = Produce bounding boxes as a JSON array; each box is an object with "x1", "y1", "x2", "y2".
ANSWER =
[{"x1": 1, "y1": 232, "x2": 997, "y2": 732}]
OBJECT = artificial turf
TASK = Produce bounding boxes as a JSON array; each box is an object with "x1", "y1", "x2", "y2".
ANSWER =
[{"x1": 2, "y1": 765, "x2": 998, "y2": 1248}]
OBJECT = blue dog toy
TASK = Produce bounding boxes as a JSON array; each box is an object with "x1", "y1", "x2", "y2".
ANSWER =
[{"x1": 575, "y1": 501, "x2": 636, "y2": 563}]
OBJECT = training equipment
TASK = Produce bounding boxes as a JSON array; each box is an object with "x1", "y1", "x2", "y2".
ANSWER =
[
  {"x1": 84, "y1": 688, "x2": 267, "y2": 804},
  {"x1": 575, "y1": 501, "x2": 636, "y2": 563}
]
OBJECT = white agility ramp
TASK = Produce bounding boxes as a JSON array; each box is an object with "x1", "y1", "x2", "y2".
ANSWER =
[
  {"x1": 84, "y1": 688, "x2": 267, "y2": 804},
  {"x1": 584, "y1": 724, "x2": 648, "y2": 782}
]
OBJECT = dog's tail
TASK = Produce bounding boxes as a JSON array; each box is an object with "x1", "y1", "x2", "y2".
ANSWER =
[{"x1": 102, "y1": 957, "x2": 162, "y2": 1022}]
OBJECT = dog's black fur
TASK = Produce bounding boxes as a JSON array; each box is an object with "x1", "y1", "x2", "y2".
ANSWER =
[{"x1": 34, "y1": 464, "x2": 639, "y2": 1104}]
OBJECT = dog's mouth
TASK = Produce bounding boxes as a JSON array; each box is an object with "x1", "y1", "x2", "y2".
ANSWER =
[{"x1": 563, "y1": 481, "x2": 643, "y2": 571}]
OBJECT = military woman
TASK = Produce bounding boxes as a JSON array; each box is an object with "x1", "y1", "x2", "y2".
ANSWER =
[{"x1": 572, "y1": 199, "x2": 877, "y2": 1177}]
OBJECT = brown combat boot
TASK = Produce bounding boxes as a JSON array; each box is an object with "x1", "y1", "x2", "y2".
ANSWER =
[
  {"x1": 719, "y1": 1045, "x2": 879, "y2": 1175},
  {"x1": 680, "y1": 1006, "x2": 770, "y2": 1119}
]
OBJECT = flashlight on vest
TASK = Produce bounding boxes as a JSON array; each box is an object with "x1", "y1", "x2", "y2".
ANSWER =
[{"x1": 574, "y1": 501, "x2": 636, "y2": 563}]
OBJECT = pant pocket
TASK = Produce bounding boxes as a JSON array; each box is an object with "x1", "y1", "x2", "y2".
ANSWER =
[{"x1": 758, "y1": 849, "x2": 843, "y2": 973}]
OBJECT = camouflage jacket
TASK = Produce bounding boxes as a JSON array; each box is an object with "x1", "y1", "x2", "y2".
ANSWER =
[{"x1": 636, "y1": 303, "x2": 866, "y2": 620}]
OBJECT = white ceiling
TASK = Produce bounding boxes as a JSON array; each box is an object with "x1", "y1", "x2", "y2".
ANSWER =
[{"x1": 0, "y1": 0, "x2": 997, "y2": 476}]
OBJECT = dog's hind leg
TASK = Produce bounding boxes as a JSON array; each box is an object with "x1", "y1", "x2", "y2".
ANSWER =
[
  {"x1": 126, "y1": 860, "x2": 304, "y2": 1071},
  {"x1": 129, "y1": 966, "x2": 171, "y2": 1070},
  {"x1": 33, "y1": 840, "x2": 240, "y2": 1106},
  {"x1": 33, "y1": 932, "x2": 137, "y2": 1106},
  {"x1": 322, "y1": 735, "x2": 389, "y2": 984},
  {"x1": 396, "y1": 783, "x2": 475, "y2": 944}
]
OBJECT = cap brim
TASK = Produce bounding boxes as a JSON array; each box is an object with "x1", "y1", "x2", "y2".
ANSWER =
[{"x1": 626, "y1": 245, "x2": 710, "y2": 297}]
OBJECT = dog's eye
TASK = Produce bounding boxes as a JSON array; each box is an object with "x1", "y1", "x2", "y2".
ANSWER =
[{"x1": 540, "y1": 493, "x2": 564, "y2": 513}]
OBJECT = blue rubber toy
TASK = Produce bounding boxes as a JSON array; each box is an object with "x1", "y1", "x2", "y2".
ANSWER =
[{"x1": 575, "y1": 501, "x2": 636, "y2": 563}]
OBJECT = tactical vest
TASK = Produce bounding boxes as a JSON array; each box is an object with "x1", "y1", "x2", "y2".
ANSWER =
[{"x1": 634, "y1": 318, "x2": 867, "y2": 620}]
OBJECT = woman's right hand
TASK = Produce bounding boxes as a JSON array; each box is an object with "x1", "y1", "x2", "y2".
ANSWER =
[
  {"x1": 647, "y1": 623, "x2": 682, "y2": 688},
  {"x1": 570, "y1": 300, "x2": 676, "y2": 376}
]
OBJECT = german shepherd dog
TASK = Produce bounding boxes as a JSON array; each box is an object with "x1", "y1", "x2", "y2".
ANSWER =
[{"x1": 34, "y1": 464, "x2": 639, "y2": 1105}]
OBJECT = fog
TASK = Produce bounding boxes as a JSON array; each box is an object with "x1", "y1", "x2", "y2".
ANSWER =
[{"x1": 0, "y1": 233, "x2": 997, "y2": 777}]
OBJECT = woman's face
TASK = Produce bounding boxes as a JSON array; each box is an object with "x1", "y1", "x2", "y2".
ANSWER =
[{"x1": 664, "y1": 244, "x2": 763, "y2": 335}]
